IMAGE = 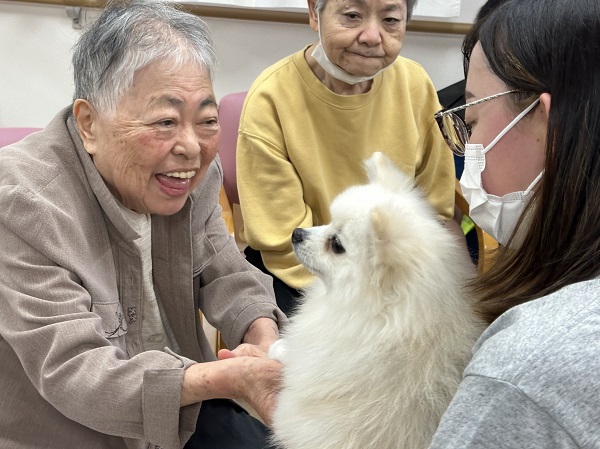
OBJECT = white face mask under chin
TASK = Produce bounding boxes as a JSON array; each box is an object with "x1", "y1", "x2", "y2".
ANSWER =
[
  {"x1": 310, "y1": 12, "x2": 385, "y2": 86},
  {"x1": 459, "y1": 98, "x2": 543, "y2": 247}
]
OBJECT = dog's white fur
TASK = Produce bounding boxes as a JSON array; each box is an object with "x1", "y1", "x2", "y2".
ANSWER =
[{"x1": 269, "y1": 152, "x2": 485, "y2": 449}]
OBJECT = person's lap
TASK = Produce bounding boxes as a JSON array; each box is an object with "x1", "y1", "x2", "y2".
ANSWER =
[{"x1": 184, "y1": 399, "x2": 274, "y2": 449}]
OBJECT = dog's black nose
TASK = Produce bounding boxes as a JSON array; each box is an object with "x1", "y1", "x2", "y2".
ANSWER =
[{"x1": 292, "y1": 228, "x2": 306, "y2": 244}]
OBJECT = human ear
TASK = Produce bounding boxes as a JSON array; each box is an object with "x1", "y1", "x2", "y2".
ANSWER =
[
  {"x1": 534, "y1": 93, "x2": 551, "y2": 151},
  {"x1": 72, "y1": 99, "x2": 98, "y2": 156},
  {"x1": 307, "y1": 0, "x2": 319, "y2": 32},
  {"x1": 539, "y1": 93, "x2": 551, "y2": 119}
]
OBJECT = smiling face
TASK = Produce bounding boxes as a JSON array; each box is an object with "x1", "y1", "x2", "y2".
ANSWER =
[
  {"x1": 74, "y1": 59, "x2": 220, "y2": 215},
  {"x1": 309, "y1": 0, "x2": 406, "y2": 77}
]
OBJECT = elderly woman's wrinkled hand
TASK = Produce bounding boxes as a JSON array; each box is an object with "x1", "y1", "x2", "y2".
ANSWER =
[
  {"x1": 217, "y1": 342, "x2": 269, "y2": 359},
  {"x1": 218, "y1": 317, "x2": 280, "y2": 359},
  {"x1": 232, "y1": 355, "x2": 282, "y2": 427}
]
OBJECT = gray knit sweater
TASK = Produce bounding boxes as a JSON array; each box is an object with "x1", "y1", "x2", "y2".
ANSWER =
[{"x1": 429, "y1": 278, "x2": 600, "y2": 448}]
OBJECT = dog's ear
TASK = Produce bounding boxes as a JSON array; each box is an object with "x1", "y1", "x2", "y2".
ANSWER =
[
  {"x1": 369, "y1": 206, "x2": 417, "y2": 293},
  {"x1": 364, "y1": 152, "x2": 415, "y2": 193}
]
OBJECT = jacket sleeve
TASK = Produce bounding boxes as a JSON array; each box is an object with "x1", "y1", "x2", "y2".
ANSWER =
[
  {"x1": 192, "y1": 158, "x2": 288, "y2": 349},
  {"x1": 0, "y1": 185, "x2": 199, "y2": 449}
]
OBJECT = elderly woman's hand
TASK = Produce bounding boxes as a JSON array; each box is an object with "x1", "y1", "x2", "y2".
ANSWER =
[
  {"x1": 218, "y1": 317, "x2": 280, "y2": 359},
  {"x1": 181, "y1": 355, "x2": 282, "y2": 427},
  {"x1": 212, "y1": 318, "x2": 282, "y2": 425},
  {"x1": 217, "y1": 343, "x2": 265, "y2": 359},
  {"x1": 234, "y1": 355, "x2": 282, "y2": 427}
]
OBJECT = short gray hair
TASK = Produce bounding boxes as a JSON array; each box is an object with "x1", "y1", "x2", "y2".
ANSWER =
[
  {"x1": 72, "y1": 0, "x2": 218, "y2": 114},
  {"x1": 313, "y1": 0, "x2": 418, "y2": 21}
]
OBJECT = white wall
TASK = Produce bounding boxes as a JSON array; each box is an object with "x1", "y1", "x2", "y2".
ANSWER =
[{"x1": 0, "y1": 0, "x2": 481, "y2": 128}]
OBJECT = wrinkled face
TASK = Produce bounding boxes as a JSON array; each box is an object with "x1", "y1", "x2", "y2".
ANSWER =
[
  {"x1": 82, "y1": 60, "x2": 220, "y2": 215},
  {"x1": 312, "y1": 0, "x2": 407, "y2": 76}
]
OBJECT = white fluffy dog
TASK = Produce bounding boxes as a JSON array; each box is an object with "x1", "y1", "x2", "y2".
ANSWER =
[{"x1": 269, "y1": 152, "x2": 485, "y2": 449}]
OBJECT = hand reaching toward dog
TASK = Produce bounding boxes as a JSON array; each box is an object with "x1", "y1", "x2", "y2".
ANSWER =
[
  {"x1": 218, "y1": 317, "x2": 280, "y2": 358},
  {"x1": 232, "y1": 355, "x2": 282, "y2": 427},
  {"x1": 211, "y1": 317, "x2": 282, "y2": 425},
  {"x1": 217, "y1": 343, "x2": 267, "y2": 359}
]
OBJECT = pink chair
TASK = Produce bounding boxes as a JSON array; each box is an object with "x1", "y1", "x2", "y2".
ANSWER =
[
  {"x1": 217, "y1": 92, "x2": 248, "y2": 249},
  {"x1": 215, "y1": 91, "x2": 248, "y2": 350},
  {"x1": 218, "y1": 91, "x2": 247, "y2": 207},
  {"x1": 0, "y1": 127, "x2": 42, "y2": 148}
]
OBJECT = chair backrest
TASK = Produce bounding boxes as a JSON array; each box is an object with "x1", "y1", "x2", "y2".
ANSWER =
[
  {"x1": 218, "y1": 91, "x2": 247, "y2": 206},
  {"x1": 0, "y1": 127, "x2": 42, "y2": 148}
]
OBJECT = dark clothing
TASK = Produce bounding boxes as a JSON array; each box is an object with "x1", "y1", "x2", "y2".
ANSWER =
[
  {"x1": 184, "y1": 399, "x2": 273, "y2": 449},
  {"x1": 437, "y1": 79, "x2": 466, "y2": 112},
  {"x1": 244, "y1": 247, "x2": 301, "y2": 317}
]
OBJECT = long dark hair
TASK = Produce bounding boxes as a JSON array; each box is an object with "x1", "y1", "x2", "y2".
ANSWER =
[{"x1": 464, "y1": 0, "x2": 600, "y2": 323}]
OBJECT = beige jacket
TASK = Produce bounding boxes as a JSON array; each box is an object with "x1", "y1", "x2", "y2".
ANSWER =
[{"x1": 0, "y1": 108, "x2": 285, "y2": 449}]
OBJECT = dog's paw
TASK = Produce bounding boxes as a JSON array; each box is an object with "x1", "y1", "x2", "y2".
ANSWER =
[{"x1": 268, "y1": 339, "x2": 287, "y2": 361}]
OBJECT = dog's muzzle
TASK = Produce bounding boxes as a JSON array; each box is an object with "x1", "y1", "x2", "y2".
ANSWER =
[{"x1": 292, "y1": 228, "x2": 307, "y2": 244}]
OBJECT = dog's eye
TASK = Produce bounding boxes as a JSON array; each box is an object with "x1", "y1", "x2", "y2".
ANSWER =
[{"x1": 330, "y1": 236, "x2": 346, "y2": 254}]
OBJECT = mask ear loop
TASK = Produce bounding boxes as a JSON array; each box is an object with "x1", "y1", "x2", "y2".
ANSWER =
[
  {"x1": 523, "y1": 170, "x2": 544, "y2": 195},
  {"x1": 483, "y1": 98, "x2": 541, "y2": 154}
]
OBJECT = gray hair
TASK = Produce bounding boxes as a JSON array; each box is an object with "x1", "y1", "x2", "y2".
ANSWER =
[
  {"x1": 313, "y1": 0, "x2": 418, "y2": 21},
  {"x1": 72, "y1": 0, "x2": 218, "y2": 114}
]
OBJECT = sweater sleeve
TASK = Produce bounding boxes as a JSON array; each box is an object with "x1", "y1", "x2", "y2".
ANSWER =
[
  {"x1": 237, "y1": 117, "x2": 315, "y2": 290},
  {"x1": 428, "y1": 375, "x2": 578, "y2": 449}
]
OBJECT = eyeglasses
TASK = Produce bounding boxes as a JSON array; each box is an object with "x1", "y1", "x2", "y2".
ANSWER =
[{"x1": 434, "y1": 90, "x2": 520, "y2": 156}]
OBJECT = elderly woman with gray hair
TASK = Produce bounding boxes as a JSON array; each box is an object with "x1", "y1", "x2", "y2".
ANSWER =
[
  {"x1": 0, "y1": 1, "x2": 286, "y2": 448},
  {"x1": 237, "y1": 0, "x2": 459, "y2": 316}
]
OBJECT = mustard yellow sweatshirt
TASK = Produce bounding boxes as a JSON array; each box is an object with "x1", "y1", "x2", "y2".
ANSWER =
[{"x1": 237, "y1": 46, "x2": 455, "y2": 289}]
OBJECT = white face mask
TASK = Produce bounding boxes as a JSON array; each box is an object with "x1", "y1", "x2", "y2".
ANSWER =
[
  {"x1": 311, "y1": 12, "x2": 385, "y2": 85},
  {"x1": 459, "y1": 98, "x2": 543, "y2": 246}
]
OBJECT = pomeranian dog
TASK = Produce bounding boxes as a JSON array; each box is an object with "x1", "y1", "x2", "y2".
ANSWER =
[{"x1": 268, "y1": 152, "x2": 485, "y2": 449}]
